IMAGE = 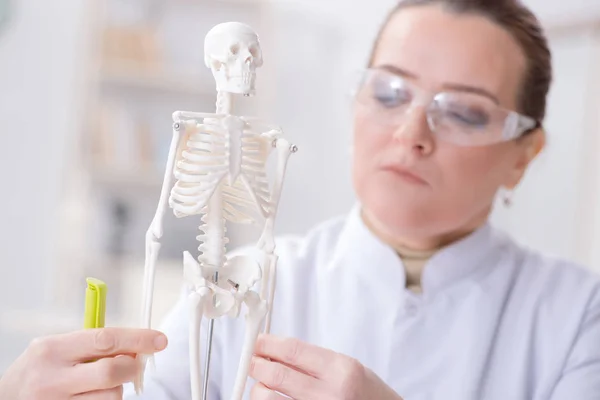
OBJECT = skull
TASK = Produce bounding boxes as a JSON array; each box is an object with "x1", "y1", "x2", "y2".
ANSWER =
[{"x1": 204, "y1": 22, "x2": 263, "y2": 96}]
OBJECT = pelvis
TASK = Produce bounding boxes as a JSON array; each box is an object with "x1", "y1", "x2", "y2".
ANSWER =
[{"x1": 183, "y1": 251, "x2": 262, "y2": 319}]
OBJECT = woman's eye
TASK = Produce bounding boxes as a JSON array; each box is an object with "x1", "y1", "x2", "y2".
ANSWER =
[
  {"x1": 373, "y1": 86, "x2": 411, "y2": 108},
  {"x1": 447, "y1": 107, "x2": 489, "y2": 127}
]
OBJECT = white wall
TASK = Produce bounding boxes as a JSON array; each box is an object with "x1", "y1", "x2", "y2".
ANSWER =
[
  {"x1": 0, "y1": 0, "x2": 90, "y2": 367},
  {"x1": 490, "y1": 28, "x2": 600, "y2": 270},
  {"x1": 295, "y1": 0, "x2": 600, "y2": 28},
  {"x1": 524, "y1": 0, "x2": 600, "y2": 26},
  {"x1": 495, "y1": 4, "x2": 600, "y2": 274}
]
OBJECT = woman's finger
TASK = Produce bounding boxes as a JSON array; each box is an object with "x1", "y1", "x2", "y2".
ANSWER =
[
  {"x1": 249, "y1": 356, "x2": 321, "y2": 400},
  {"x1": 68, "y1": 355, "x2": 138, "y2": 394},
  {"x1": 71, "y1": 385, "x2": 123, "y2": 399},
  {"x1": 251, "y1": 382, "x2": 291, "y2": 399},
  {"x1": 35, "y1": 327, "x2": 167, "y2": 363},
  {"x1": 253, "y1": 334, "x2": 333, "y2": 378}
]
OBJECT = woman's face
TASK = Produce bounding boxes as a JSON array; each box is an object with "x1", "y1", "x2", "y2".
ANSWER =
[{"x1": 352, "y1": 5, "x2": 544, "y2": 247}]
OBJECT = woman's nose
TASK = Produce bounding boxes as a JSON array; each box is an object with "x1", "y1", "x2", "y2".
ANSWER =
[{"x1": 392, "y1": 108, "x2": 435, "y2": 156}]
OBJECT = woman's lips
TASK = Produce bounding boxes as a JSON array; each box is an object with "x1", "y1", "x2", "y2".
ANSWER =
[{"x1": 380, "y1": 164, "x2": 428, "y2": 185}]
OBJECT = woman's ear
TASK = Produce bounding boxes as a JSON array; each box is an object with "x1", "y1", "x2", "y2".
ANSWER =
[
  {"x1": 504, "y1": 128, "x2": 546, "y2": 190},
  {"x1": 526, "y1": 128, "x2": 546, "y2": 160}
]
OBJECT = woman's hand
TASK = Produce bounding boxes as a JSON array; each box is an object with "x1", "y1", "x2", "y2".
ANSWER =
[
  {"x1": 0, "y1": 327, "x2": 168, "y2": 399},
  {"x1": 249, "y1": 334, "x2": 403, "y2": 400}
]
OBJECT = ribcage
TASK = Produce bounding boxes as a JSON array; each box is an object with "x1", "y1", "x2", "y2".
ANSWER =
[
  {"x1": 168, "y1": 117, "x2": 274, "y2": 223},
  {"x1": 169, "y1": 122, "x2": 228, "y2": 217}
]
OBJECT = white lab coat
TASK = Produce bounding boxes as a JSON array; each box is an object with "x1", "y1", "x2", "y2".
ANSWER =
[{"x1": 123, "y1": 204, "x2": 600, "y2": 399}]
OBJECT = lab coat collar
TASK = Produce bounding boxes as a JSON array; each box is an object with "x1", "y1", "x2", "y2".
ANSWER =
[{"x1": 332, "y1": 203, "x2": 507, "y2": 297}]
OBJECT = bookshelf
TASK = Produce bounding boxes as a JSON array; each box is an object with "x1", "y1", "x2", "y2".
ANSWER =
[{"x1": 100, "y1": 64, "x2": 216, "y2": 97}]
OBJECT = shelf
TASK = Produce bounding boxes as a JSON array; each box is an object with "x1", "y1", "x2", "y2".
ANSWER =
[
  {"x1": 90, "y1": 165, "x2": 164, "y2": 190},
  {"x1": 100, "y1": 64, "x2": 217, "y2": 97}
]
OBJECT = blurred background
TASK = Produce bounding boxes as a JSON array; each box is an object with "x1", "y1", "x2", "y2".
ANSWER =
[{"x1": 1, "y1": 0, "x2": 600, "y2": 373}]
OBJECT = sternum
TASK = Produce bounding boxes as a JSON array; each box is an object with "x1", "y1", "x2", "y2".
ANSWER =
[{"x1": 228, "y1": 124, "x2": 243, "y2": 184}]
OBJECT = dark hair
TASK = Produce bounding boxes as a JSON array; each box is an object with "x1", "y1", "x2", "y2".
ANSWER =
[{"x1": 369, "y1": 0, "x2": 552, "y2": 124}]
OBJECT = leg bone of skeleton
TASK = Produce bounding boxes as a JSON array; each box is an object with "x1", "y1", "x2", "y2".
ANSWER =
[
  {"x1": 189, "y1": 288, "x2": 212, "y2": 400},
  {"x1": 230, "y1": 291, "x2": 268, "y2": 400},
  {"x1": 262, "y1": 252, "x2": 279, "y2": 334},
  {"x1": 258, "y1": 218, "x2": 276, "y2": 333},
  {"x1": 134, "y1": 122, "x2": 184, "y2": 393}
]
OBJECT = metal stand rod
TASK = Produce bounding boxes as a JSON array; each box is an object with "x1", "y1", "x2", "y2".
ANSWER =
[
  {"x1": 202, "y1": 318, "x2": 215, "y2": 399},
  {"x1": 202, "y1": 269, "x2": 218, "y2": 400}
]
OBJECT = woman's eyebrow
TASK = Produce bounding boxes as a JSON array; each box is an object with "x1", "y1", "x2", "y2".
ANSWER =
[
  {"x1": 376, "y1": 64, "x2": 500, "y2": 104},
  {"x1": 441, "y1": 82, "x2": 500, "y2": 104},
  {"x1": 378, "y1": 64, "x2": 417, "y2": 79}
]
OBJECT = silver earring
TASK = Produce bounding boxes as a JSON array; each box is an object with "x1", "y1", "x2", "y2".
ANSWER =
[{"x1": 502, "y1": 190, "x2": 513, "y2": 207}]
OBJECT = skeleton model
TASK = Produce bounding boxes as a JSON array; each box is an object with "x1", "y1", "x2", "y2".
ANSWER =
[{"x1": 133, "y1": 22, "x2": 297, "y2": 400}]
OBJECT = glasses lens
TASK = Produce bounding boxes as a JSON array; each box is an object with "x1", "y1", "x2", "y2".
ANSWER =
[
  {"x1": 429, "y1": 92, "x2": 514, "y2": 146},
  {"x1": 353, "y1": 69, "x2": 535, "y2": 146},
  {"x1": 356, "y1": 70, "x2": 413, "y2": 110}
]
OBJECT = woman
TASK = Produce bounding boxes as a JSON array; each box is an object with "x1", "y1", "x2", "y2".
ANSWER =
[{"x1": 1, "y1": 0, "x2": 599, "y2": 399}]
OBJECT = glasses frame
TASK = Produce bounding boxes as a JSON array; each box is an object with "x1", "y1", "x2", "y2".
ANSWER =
[{"x1": 351, "y1": 67, "x2": 540, "y2": 146}]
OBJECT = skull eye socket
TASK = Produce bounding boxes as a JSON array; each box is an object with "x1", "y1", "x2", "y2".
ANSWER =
[
  {"x1": 230, "y1": 44, "x2": 240, "y2": 55},
  {"x1": 249, "y1": 46, "x2": 259, "y2": 58}
]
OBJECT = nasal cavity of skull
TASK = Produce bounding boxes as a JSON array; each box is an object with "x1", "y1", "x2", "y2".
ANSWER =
[
  {"x1": 229, "y1": 43, "x2": 259, "y2": 64},
  {"x1": 211, "y1": 59, "x2": 223, "y2": 71}
]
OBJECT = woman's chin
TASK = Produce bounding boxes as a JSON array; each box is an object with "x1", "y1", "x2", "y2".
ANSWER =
[{"x1": 361, "y1": 194, "x2": 441, "y2": 236}]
